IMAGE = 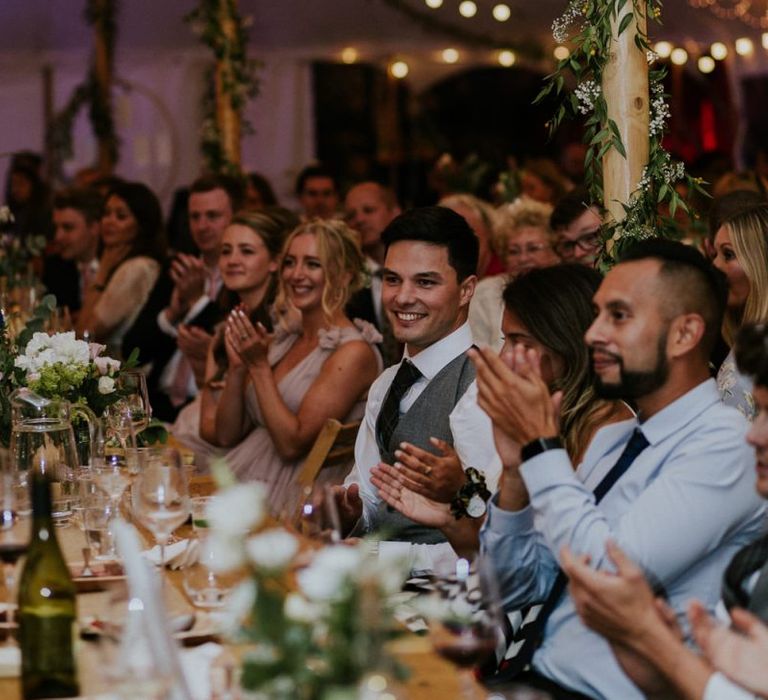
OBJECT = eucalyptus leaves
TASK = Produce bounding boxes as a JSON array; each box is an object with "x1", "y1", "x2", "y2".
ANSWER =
[{"x1": 538, "y1": 0, "x2": 707, "y2": 269}]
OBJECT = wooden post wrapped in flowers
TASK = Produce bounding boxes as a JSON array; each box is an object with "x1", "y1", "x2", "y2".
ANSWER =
[{"x1": 204, "y1": 471, "x2": 410, "y2": 699}]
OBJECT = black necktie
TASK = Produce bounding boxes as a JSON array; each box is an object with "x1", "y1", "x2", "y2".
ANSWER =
[
  {"x1": 723, "y1": 534, "x2": 768, "y2": 613},
  {"x1": 485, "y1": 427, "x2": 651, "y2": 684},
  {"x1": 376, "y1": 359, "x2": 422, "y2": 450}
]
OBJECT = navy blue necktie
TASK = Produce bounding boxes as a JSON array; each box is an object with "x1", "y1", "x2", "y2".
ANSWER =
[{"x1": 376, "y1": 360, "x2": 422, "y2": 451}]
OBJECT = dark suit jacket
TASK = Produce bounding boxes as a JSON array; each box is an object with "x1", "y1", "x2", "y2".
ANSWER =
[
  {"x1": 122, "y1": 260, "x2": 224, "y2": 421},
  {"x1": 41, "y1": 255, "x2": 81, "y2": 312}
]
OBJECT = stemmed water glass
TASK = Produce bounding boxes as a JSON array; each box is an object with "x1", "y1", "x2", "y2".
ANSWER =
[
  {"x1": 427, "y1": 557, "x2": 505, "y2": 700},
  {"x1": 132, "y1": 448, "x2": 190, "y2": 585},
  {"x1": 104, "y1": 370, "x2": 151, "y2": 473}
]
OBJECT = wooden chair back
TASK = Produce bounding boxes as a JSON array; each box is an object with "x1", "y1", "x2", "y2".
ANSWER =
[{"x1": 295, "y1": 418, "x2": 360, "y2": 495}]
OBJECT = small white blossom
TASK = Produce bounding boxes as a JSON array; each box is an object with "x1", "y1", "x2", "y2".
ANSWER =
[
  {"x1": 552, "y1": 0, "x2": 585, "y2": 43},
  {"x1": 97, "y1": 376, "x2": 116, "y2": 394},
  {"x1": 245, "y1": 529, "x2": 299, "y2": 571},
  {"x1": 202, "y1": 532, "x2": 246, "y2": 573},
  {"x1": 205, "y1": 483, "x2": 266, "y2": 536},
  {"x1": 94, "y1": 355, "x2": 121, "y2": 376},
  {"x1": 575, "y1": 80, "x2": 601, "y2": 115},
  {"x1": 297, "y1": 545, "x2": 363, "y2": 601},
  {"x1": 88, "y1": 342, "x2": 107, "y2": 360},
  {"x1": 284, "y1": 592, "x2": 322, "y2": 623},
  {"x1": 221, "y1": 579, "x2": 256, "y2": 635}
]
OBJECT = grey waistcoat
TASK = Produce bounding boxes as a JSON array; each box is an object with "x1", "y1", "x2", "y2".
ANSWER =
[{"x1": 369, "y1": 351, "x2": 476, "y2": 544}]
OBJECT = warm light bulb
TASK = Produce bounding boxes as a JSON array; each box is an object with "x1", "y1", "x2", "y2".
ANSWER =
[
  {"x1": 698, "y1": 56, "x2": 715, "y2": 73},
  {"x1": 425, "y1": 0, "x2": 443, "y2": 7},
  {"x1": 654, "y1": 41, "x2": 673, "y2": 58},
  {"x1": 492, "y1": 3, "x2": 511, "y2": 21},
  {"x1": 442, "y1": 48, "x2": 459, "y2": 64},
  {"x1": 670, "y1": 47, "x2": 688, "y2": 65},
  {"x1": 763, "y1": 33, "x2": 768, "y2": 50},
  {"x1": 389, "y1": 60, "x2": 409, "y2": 79},
  {"x1": 553, "y1": 45, "x2": 570, "y2": 60},
  {"x1": 736, "y1": 37, "x2": 754, "y2": 56},
  {"x1": 498, "y1": 50, "x2": 516, "y2": 67},
  {"x1": 341, "y1": 47, "x2": 358, "y2": 64},
  {"x1": 710, "y1": 42, "x2": 728, "y2": 60},
  {"x1": 459, "y1": 1, "x2": 477, "y2": 18}
]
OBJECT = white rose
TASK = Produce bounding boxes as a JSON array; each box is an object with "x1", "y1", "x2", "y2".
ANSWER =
[
  {"x1": 284, "y1": 592, "x2": 322, "y2": 623},
  {"x1": 245, "y1": 529, "x2": 299, "y2": 571},
  {"x1": 297, "y1": 545, "x2": 362, "y2": 601},
  {"x1": 88, "y1": 342, "x2": 107, "y2": 360},
  {"x1": 202, "y1": 532, "x2": 245, "y2": 573},
  {"x1": 97, "y1": 376, "x2": 116, "y2": 394},
  {"x1": 94, "y1": 356, "x2": 121, "y2": 375},
  {"x1": 205, "y1": 483, "x2": 266, "y2": 536},
  {"x1": 221, "y1": 579, "x2": 256, "y2": 635}
]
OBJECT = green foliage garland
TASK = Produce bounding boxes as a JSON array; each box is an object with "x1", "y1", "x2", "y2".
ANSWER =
[
  {"x1": 535, "y1": 0, "x2": 708, "y2": 269},
  {"x1": 185, "y1": 0, "x2": 261, "y2": 177}
]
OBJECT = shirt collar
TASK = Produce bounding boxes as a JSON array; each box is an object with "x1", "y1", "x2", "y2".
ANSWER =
[
  {"x1": 403, "y1": 322, "x2": 473, "y2": 381},
  {"x1": 639, "y1": 378, "x2": 722, "y2": 446}
]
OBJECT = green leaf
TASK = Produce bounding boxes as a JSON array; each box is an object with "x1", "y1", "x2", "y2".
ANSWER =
[{"x1": 618, "y1": 12, "x2": 634, "y2": 35}]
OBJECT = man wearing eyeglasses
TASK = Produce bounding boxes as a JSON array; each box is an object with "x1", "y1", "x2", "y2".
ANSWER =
[{"x1": 550, "y1": 187, "x2": 602, "y2": 265}]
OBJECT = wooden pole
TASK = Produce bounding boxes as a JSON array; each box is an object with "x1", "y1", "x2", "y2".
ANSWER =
[
  {"x1": 93, "y1": 0, "x2": 114, "y2": 174},
  {"x1": 601, "y1": 1, "x2": 649, "y2": 231},
  {"x1": 215, "y1": 0, "x2": 242, "y2": 170}
]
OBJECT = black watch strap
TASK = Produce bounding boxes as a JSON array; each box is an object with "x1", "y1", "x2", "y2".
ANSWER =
[{"x1": 521, "y1": 436, "x2": 564, "y2": 462}]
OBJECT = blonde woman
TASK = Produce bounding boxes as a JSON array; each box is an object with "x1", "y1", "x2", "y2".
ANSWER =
[
  {"x1": 713, "y1": 203, "x2": 768, "y2": 419},
  {"x1": 212, "y1": 219, "x2": 382, "y2": 514},
  {"x1": 468, "y1": 197, "x2": 559, "y2": 349}
]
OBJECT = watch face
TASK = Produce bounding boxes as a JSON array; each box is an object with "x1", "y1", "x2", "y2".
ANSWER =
[{"x1": 466, "y1": 494, "x2": 487, "y2": 518}]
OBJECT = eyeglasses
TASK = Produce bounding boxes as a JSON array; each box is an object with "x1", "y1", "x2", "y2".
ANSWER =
[
  {"x1": 554, "y1": 229, "x2": 601, "y2": 257},
  {"x1": 506, "y1": 243, "x2": 552, "y2": 258}
]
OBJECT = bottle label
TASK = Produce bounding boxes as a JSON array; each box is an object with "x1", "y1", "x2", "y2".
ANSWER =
[{"x1": 20, "y1": 613, "x2": 79, "y2": 698}]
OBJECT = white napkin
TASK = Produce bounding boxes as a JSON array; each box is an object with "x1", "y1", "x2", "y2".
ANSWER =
[
  {"x1": 143, "y1": 539, "x2": 200, "y2": 569},
  {"x1": 179, "y1": 642, "x2": 224, "y2": 700}
]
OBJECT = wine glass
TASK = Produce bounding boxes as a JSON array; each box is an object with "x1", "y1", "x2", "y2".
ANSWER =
[
  {"x1": 132, "y1": 448, "x2": 190, "y2": 585},
  {"x1": 118, "y1": 370, "x2": 151, "y2": 435},
  {"x1": 0, "y1": 466, "x2": 30, "y2": 640},
  {"x1": 428, "y1": 557, "x2": 503, "y2": 700}
]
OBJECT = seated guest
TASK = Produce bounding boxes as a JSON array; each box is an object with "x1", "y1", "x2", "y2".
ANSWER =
[
  {"x1": 469, "y1": 198, "x2": 559, "y2": 350},
  {"x1": 42, "y1": 187, "x2": 102, "y2": 318},
  {"x1": 474, "y1": 240, "x2": 765, "y2": 699},
  {"x1": 76, "y1": 181, "x2": 165, "y2": 355},
  {"x1": 332, "y1": 207, "x2": 500, "y2": 574},
  {"x1": 550, "y1": 186, "x2": 602, "y2": 265},
  {"x1": 207, "y1": 219, "x2": 382, "y2": 515},
  {"x1": 295, "y1": 164, "x2": 341, "y2": 220},
  {"x1": 520, "y1": 157, "x2": 569, "y2": 206},
  {"x1": 439, "y1": 194, "x2": 501, "y2": 278},
  {"x1": 245, "y1": 171, "x2": 278, "y2": 210},
  {"x1": 171, "y1": 209, "x2": 293, "y2": 469},
  {"x1": 122, "y1": 175, "x2": 244, "y2": 421},
  {"x1": 344, "y1": 181, "x2": 402, "y2": 367},
  {"x1": 562, "y1": 322, "x2": 768, "y2": 700},
  {"x1": 373, "y1": 264, "x2": 630, "y2": 559},
  {"x1": 712, "y1": 203, "x2": 768, "y2": 419}
]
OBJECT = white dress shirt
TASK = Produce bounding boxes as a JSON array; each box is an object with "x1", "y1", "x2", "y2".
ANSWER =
[
  {"x1": 345, "y1": 322, "x2": 500, "y2": 574},
  {"x1": 481, "y1": 379, "x2": 767, "y2": 699}
]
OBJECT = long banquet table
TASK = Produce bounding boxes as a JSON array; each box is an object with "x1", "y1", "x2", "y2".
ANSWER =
[{"x1": 0, "y1": 477, "x2": 483, "y2": 699}]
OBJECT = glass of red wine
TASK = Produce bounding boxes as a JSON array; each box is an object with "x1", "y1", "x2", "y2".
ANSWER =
[
  {"x1": 428, "y1": 557, "x2": 503, "y2": 700},
  {"x1": 0, "y1": 464, "x2": 30, "y2": 640}
]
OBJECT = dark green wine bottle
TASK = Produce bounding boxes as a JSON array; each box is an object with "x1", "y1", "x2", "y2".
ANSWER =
[{"x1": 18, "y1": 471, "x2": 79, "y2": 699}]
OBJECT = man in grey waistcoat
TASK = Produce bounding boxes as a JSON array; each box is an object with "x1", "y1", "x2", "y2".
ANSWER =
[{"x1": 335, "y1": 206, "x2": 500, "y2": 574}]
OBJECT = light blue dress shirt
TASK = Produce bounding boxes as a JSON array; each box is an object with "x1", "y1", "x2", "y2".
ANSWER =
[{"x1": 481, "y1": 379, "x2": 767, "y2": 700}]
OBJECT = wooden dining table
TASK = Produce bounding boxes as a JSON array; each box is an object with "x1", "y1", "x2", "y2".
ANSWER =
[{"x1": 0, "y1": 476, "x2": 486, "y2": 700}]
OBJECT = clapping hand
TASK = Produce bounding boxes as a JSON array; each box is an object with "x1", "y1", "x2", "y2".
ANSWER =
[
  {"x1": 371, "y1": 462, "x2": 453, "y2": 528},
  {"x1": 168, "y1": 254, "x2": 207, "y2": 320},
  {"x1": 224, "y1": 306, "x2": 273, "y2": 366},
  {"x1": 470, "y1": 343, "x2": 560, "y2": 447},
  {"x1": 387, "y1": 438, "x2": 466, "y2": 503}
]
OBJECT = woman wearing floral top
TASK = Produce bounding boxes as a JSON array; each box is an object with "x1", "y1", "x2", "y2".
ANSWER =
[
  {"x1": 207, "y1": 219, "x2": 382, "y2": 515},
  {"x1": 712, "y1": 202, "x2": 768, "y2": 420}
]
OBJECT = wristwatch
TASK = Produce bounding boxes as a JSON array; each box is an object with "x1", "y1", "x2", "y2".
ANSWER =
[{"x1": 521, "y1": 436, "x2": 563, "y2": 462}]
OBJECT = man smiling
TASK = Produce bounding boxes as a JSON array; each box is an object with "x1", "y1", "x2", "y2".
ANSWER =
[{"x1": 336, "y1": 206, "x2": 499, "y2": 573}]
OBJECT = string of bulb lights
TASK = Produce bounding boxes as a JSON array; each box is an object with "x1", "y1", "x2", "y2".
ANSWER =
[{"x1": 335, "y1": 1, "x2": 768, "y2": 79}]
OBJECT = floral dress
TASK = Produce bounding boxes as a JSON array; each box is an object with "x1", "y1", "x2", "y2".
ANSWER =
[{"x1": 717, "y1": 349, "x2": 756, "y2": 421}]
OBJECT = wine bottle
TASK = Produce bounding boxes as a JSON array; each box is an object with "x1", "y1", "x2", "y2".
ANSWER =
[{"x1": 18, "y1": 471, "x2": 79, "y2": 699}]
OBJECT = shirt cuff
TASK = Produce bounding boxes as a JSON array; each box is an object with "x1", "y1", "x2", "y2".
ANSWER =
[
  {"x1": 703, "y1": 672, "x2": 756, "y2": 700},
  {"x1": 158, "y1": 296, "x2": 212, "y2": 337},
  {"x1": 520, "y1": 448, "x2": 578, "y2": 500},
  {"x1": 485, "y1": 492, "x2": 535, "y2": 534},
  {"x1": 157, "y1": 309, "x2": 179, "y2": 337}
]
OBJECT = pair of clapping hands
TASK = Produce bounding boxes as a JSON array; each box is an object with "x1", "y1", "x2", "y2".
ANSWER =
[
  {"x1": 222, "y1": 305, "x2": 273, "y2": 368},
  {"x1": 563, "y1": 541, "x2": 768, "y2": 699}
]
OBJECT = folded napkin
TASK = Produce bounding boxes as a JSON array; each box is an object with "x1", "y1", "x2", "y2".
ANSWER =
[
  {"x1": 143, "y1": 539, "x2": 200, "y2": 569},
  {"x1": 179, "y1": 641, "x2": 225, "y2": 700}
]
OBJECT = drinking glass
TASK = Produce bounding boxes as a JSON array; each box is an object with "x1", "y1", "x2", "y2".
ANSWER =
[
  {"x1": 117, "y1": 370, "x2": 151, "y2": 435},
  {"x1": 132, "y1": 448, "x2": 190, "y2": 583},
  {"x1": 93, "y1": 458, "x2": 131, "y2": 516},
  {"x1": 428, "y1": 557, "x2": 504, "y2": 700},
  {"x1": 0, "y1": 466, "x2": 30, "y2": 637},
  {"x1": 82, "y1": 499, "x2": 117, "y2": 560}
]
